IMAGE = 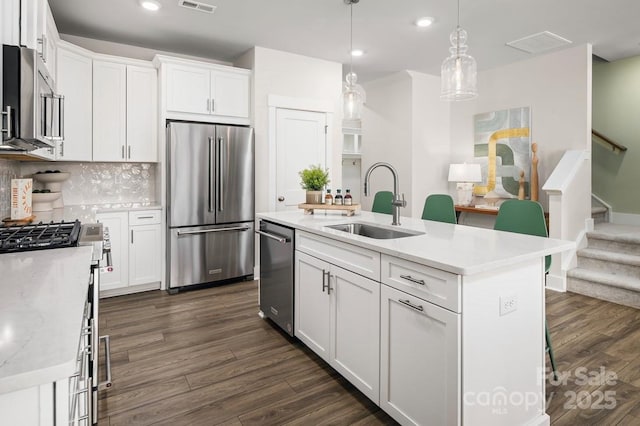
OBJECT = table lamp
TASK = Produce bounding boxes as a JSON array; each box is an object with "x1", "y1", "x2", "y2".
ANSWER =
[{"x1": 448, "y1": 163, "x2": 482, "y2": 206}]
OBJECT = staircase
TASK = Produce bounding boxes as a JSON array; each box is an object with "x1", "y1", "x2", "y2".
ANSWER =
[{"x1": 567, "y1": 223, "x2": 640, "y2": 308}]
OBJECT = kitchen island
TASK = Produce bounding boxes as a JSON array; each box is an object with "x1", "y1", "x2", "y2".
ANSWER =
[
  {"x1": 257, "y1": 210, "x2": 574, "y2": 426},
  {"x1": 0, "y1": 246, "x2": 94, "y2": 424}
]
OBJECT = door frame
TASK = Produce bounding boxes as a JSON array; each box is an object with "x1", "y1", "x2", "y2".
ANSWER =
[{"x1": 268, "y1": 95, "x2": 334, "y2": 212}]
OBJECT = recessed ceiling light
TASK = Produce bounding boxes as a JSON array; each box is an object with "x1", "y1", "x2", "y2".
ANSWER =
[
  {"x1": 351, "y1": 49, "x2": 364, "y2": 57},
  {"x1": 140, "y1": 0, "x2": 161, "y2": 11},
  {"x1": 416, "y1": 17, "x2": 434, "y2": 28}
]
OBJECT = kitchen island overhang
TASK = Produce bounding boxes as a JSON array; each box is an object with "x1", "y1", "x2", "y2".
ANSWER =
[{"x1": 257, "y1": 210, "x2": 574, "y2": 426}]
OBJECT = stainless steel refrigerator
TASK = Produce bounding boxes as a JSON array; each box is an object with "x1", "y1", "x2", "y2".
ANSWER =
[{"x1": 167, "y1": 121, "x2": 254, "y2": 291}]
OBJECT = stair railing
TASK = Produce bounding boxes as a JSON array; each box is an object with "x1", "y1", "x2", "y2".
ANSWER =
[
  {"x1": 542, "y1": 150, "x2": 591, "y2": 291},
  {"x1": 592, "y1": 129, "x2": 628, "y2": 152}
]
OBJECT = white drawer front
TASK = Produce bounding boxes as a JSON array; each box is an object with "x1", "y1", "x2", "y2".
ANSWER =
[
  {"x1": 296, "y1": 231, "x2": 380, "y2": 281},
  {"x1": 381, "y1": 254, "x2": 460, "y2": 312},
  {"x1": 128, "y1": 210, "x2": 161, "y2": 226}
]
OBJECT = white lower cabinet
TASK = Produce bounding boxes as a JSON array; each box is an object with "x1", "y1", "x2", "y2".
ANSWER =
[
  {"x1": 97, "y1": 209, "x2": 161, "y2": 296},
  {"x1": 295, "y1": 250, "x2": 380, "y2": 403},
  {"x1": 129, "y1": 223, "x2": 161, "y2": 286},
  {"x1": 380, "y1": 284, "x2": 460, "y2": 426}
]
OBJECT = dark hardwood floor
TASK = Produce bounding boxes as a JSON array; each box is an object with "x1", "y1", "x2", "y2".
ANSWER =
[{"x1": 98, "y1": 281, "x2": 640, "y2": 425}]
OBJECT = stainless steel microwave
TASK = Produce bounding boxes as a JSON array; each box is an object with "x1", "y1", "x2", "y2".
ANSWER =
[{"x1": 1, "y1": 44, "x2": 64, "y2": 151}]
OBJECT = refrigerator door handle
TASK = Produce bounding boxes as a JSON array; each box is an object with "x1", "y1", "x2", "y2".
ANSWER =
[
  {"x1": 177, "y1": 226, "x2": 250, "y2": 236},
  {"x1": 208, "y1": 137, "x2": 214, "y2": 212},
  {"x1": 218, "y1": 136, "x2": 224, "y2": 212}
]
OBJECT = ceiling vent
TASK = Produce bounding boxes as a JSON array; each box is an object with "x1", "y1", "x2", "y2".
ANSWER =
[
  {"x1": 506, "y1": 31, "x2": 572, "y2": 54},
  {"x1": 178, "y1": 0, "x2": 216, "y2": 14}
]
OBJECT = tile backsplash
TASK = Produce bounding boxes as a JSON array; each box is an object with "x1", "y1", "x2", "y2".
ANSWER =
[
  {"x1": 18, "y1": 162, "x2": 157, "y2": 206},
  {"x1": 0, "y1": 159, "x2": 21, "y2": 219}
]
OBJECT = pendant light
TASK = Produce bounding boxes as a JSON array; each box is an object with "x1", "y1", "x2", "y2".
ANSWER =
[
  {"x1": 441, "y1": 0, "x2": 478, "y2": 101},
  {"x1": 343, "y1": 0, "x2": 365, "y2": 121}
]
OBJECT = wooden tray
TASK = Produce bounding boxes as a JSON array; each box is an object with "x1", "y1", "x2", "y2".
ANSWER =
[
  {"x1": 298, "y1": 203, "x2": 360, "y2": 217},
  {"x1": 2, "y1": 215, "x2": 36, "y2": 226}
]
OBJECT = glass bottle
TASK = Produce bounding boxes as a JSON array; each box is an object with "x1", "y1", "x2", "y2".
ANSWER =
[
  {"x1": 334, "y1": 189, "x2": 343, "y2": 205},
  {"x1": 325, "y1": 189, "x2": 333, "y2": 205},
  {"x1": 344, "y1": 189, "x2": 353, "y2": 206}
]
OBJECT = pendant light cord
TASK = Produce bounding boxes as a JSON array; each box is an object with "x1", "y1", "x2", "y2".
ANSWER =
[
  {"x1": 456, "y1": 0, "x2": 461, "y2": 56},
  {"x1": 349, "y1": 1, "x2": 354, "y2": 79}
]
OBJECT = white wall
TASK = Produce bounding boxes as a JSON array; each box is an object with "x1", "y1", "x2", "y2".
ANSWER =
[
  {"x1": 362, "y1": 71, "x2": 451, "y2": 217},
  {"x1": 361, "y1": 72, "x2": 413, "y2": 213},
  {"x1": 450, "y1": 44, "x2": 593, "y2": 213},
  {"x1": 410, "y1": 71, "x2": 452, "y2": 217},
  {"x1": 235, "y1": 46, "x2": 343, "y2": 214}
]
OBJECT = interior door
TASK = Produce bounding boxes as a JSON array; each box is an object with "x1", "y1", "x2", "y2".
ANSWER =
[{"x1": 275, "y1": 108, "x2": 327, "y2": 211}]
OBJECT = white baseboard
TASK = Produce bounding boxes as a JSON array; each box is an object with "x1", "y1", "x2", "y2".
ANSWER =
[
  {"x1": 611, "y1": 212, "x2": 640, "y2": 226},
  {"x1": 546, "y1": 273, "x2": 565, "y2": 292}
]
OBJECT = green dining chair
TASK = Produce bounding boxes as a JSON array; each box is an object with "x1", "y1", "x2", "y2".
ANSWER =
[
  {"x1": 421, "y1": 194, "x2": 457, "y2": 224},
  {"x1": 371, "y1": 191, "x2": 394, "y2": 215},
  {"x1": 494, "y1": 199, "x2": 557, "y2": 380}
]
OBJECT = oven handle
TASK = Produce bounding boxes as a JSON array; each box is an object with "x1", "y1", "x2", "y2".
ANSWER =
[{"x1": 98, "y1": 335, "x2": 112, "y2": 390}]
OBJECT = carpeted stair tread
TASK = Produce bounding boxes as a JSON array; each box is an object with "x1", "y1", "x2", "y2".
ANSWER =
[
  {"x1": 567, "y1": 267, "x2": 640, "y2": 293},
  {"x1": 587, "y1": 231, "x2": 640, "y2": 246},
  {"x1": 577, "y1": 248, "x2": 640, "y2": 266}
]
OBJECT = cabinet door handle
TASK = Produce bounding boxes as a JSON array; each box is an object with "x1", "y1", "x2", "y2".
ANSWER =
[
  {"x1": 1, "y1": 106, "x2": 13, "y2": 139},
  {"x1": 206, "y1": 98, "x2": 210, "y2": 112},
  {"x1": 136, "y1": 215, "x2": 154, "y2": 220},
  {"x1": 211, "y1": 98, "x2": 215, "y2": 112},
  {"x1": 122, "y1": 145, "x2": 125, "y2": 159},
  {"x1": 131, "y1": 230, "x2": 134, "y2": 244},
  {"x1": 128, "y1": 146, "x2": 131, "y2": 159},
  {"x1": 322, "y1": 270, "x2": 329, "y2": 293},
  {"x1": 400, "y1": 274, "x2": 426, "y2": 285},
  {"x1": 399, "y1": 299, "x2": 424, "y2": 312},
  {"x1": 327, "y1": 274, "x2": 333, "y2": 295}
]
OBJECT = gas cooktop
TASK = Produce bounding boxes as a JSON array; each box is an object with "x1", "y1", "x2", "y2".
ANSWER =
[{"x1": 0, "y1": 220, "x2": 81, "y2": 253}]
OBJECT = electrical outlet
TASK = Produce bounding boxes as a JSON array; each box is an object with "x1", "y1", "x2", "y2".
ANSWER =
[{"x1": 500, "y1": 294, "x2": 518, "y2": 316}]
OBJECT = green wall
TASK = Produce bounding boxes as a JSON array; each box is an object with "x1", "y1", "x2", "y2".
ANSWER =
[{"x1": 592, "y1": 56, "x2": 640, "y2": 214}]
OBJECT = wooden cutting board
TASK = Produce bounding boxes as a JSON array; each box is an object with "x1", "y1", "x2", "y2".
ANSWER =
[{"x1": 2, "y1": 215, "x2": 36, "y2": 226}]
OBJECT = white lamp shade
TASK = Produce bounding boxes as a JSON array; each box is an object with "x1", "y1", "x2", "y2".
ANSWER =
[{"x1": 448, "y1": 163, "x2": 481, "y2": 182}]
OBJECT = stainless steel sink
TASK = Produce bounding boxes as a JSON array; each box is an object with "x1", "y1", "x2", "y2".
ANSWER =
[{"x1": 325, "y1": 222, "x2": 424, "y2": 239}]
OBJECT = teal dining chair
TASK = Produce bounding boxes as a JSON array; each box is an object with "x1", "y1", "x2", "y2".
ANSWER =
[
  {"x1": 494, "y1": 199, "x2": 557, "y2": 380},
  {"x1": 371, "y1": 191, "x2": 394, "y2": 215},
  {"x1": 421, "y1": 194, "x2": 457, "y2": 224}
]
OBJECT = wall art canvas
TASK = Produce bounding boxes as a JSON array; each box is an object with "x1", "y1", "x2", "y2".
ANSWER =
[{"x1": 473, "y1": 107, "x2": 531, "y2": 198}]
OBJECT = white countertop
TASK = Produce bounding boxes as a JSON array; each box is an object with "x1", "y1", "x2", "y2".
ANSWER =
[
  {"x1": 257, "y1": 210, "x2": 575, "y2": 275},
  {"x1": 31, "y1": 203, "x2": 162, "y2": 223},
  {"x1": 0, "y1": 246, "x2": 94, "y2": 394}
]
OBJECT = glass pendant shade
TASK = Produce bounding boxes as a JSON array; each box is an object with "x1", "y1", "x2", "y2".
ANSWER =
[
  {"x1": 441, "y1": 26, "x2": 478, "y2": 101},
  {"x1": 343, "y1": 71, "x2": 364, "y2": 120}
]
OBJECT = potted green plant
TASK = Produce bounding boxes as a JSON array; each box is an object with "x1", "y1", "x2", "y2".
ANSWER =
[{"x1": 299, "y1": 164, "x2": 330, "y2": 204}]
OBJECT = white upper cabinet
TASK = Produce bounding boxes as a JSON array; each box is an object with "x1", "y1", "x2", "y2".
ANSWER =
[
  {"x1": 210, "y1": 70, "x2": 250, "y2": 118},
  {"x1": 20, "y1": 0, "x2": 59, "y2": 79},
  {"x1": 93, "y1": 60, "x2": 127, "y2": 162},
  {"x1": 126, "y1": 66, "x2": 158, "y2": 162},
  {"x1": 157, "y1": 56, "x2": 250, "y2": 125},
  {"x1": 166, "y1": 63, "x2": 210, "y2": 115},
  {"x1": 1, "y1": 0, "x2": 21, "y2": 46},
  {"x1": 56, "y1": 45, "x2": 92, "y2": 161},
  {"x1": 93, "y1": 60, "x2": 158, "y2": 162}
]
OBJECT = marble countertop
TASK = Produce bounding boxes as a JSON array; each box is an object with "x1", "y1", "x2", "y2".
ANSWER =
[
  {"x1": 257, "y1": 210, "x2": 575, "y2": 276},
  {"x1": 0, "y1": 246, "x2": 94, "y2": 394},
  {"x1": 31, "y1": 203, "x2": 162, "y2": 223}
]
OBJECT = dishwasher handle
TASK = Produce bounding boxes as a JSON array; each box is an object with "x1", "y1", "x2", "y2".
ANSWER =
[{"x1": 256, "y1": 229, "x2": 290, "y2": 244}]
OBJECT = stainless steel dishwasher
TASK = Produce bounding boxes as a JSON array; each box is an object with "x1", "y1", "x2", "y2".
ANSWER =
[{"x1": 257, "y1": 220, "x2": 295, "y2": 336}]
